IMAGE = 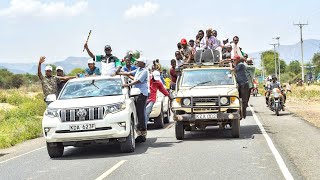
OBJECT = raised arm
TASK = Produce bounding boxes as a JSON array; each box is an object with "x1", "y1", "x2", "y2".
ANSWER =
[
  {"x1": 84, "y1": 43, "x2": 95, "y2": 60},
  {"x1": 38, "y1": 56, "x2": 46, "y2": 80},
  {"x1": 58, "y1": 76, "x2": 76, "y2": 81}
]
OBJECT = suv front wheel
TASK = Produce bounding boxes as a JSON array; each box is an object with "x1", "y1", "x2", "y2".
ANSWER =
[
  {"x1": 120, "y1": 121, "x2": 135, "y2": 153},
  {"x1": 47, "y1": 142, "x2": 64, "y2": 158}
]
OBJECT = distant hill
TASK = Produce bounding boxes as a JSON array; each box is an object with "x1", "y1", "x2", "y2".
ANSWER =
[
  {"x1": 1, "y1": 39, "x2": 319, "y2": 74},
  {"x1": 249, "y1": 39, "x2": 320, "y2": 68}
]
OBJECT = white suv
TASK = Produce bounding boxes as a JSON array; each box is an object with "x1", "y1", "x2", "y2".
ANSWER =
[{"x1": 42, "y1": 76, "x2": 138, "y2": 158}]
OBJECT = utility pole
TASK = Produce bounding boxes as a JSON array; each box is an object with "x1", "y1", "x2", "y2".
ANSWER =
[
  {"x1": 294, "y1": 22, "x2": 308, "y2": 82},
  {"x1": 273, "y1": 37, "x2": 281, "y2": 82},
  {"x1": 270, "y1": 43, "x2": 277, "y2": 78}
]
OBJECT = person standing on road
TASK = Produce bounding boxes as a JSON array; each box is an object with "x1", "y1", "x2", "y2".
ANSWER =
[
  {"x1": 145, "y1": 71, "x2": 172, "y2": 121},
  {"x1": 84, "y1": 43, "x2": 120, "y2": 76},
  {"x1": 116, "y1": 57, "x2": 149, "y2": 143},
  {"x1": 38, "y1": 56, "x2": 75, "y2": 106},
  {"x1": 232, "y1": 55, "x2": 249, "y2": 119},
  {"x1": 85, "y1": 59, "x2": 101, "y2": 76}
]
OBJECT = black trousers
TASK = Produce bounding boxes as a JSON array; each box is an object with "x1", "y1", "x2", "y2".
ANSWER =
[
  {"x1": 238, "y1": 83, "x2": 249, "y2": 118},
  {"x1": 135, "y1": 94, "x2": 148, "y2": 132}
]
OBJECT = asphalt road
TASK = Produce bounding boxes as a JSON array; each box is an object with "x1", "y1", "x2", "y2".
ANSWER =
[{"x1": 0, "y1": 95, "x2": 319, "y2": 180}]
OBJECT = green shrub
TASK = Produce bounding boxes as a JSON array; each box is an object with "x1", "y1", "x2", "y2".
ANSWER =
[
  {"x1": 0, "y1": 92, "x2": 7, "y2": 103},
  {"x1": 7, "y1": 92, "x2": 30, "y2": 106}
]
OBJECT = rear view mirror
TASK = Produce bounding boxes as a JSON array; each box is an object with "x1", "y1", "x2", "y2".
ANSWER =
[
  {"x1": 130, "y1": 88, "x2": 141, "y2": 97},
  {"x1": 46, "y1": 94, "x2": 57, "y2": 102}
]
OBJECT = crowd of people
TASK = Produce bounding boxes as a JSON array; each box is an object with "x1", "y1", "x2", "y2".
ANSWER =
[{"x1": 38, "y1": 28, "x2": 259, "y2": 142}]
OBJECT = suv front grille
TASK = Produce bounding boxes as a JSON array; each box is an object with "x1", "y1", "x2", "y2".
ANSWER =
[
  {"x1": 59, "y1": 107, "x2": 105, "y2": 122},
  {"x1": 193, "y1": 97, "x2": 218, "y2": 106}
]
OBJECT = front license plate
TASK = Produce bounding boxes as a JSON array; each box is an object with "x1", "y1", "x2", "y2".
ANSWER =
[
  {"x1": 69, "y1": 123, "x2": 95, "y2": 131},
  {"x1": 195, "y1": 114, "x2": 217, "y2": 119}
]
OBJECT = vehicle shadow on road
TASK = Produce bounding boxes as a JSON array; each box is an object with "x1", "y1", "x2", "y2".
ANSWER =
[
  {"x1": 57, "y1": 137, "x2": 177, "y2": 160},
  {"x1": 183, "y1": 124, "x2": 262, "y2": 141}
]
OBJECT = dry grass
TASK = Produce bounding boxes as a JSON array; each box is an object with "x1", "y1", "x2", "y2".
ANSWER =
[{"x1": 286, "y1": 84, "x2": 320, "y2": 128}]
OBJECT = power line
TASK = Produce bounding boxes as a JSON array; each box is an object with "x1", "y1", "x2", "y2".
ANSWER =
[{"x1": 293, "y1": 22, "x2": 308, "y2": 81}]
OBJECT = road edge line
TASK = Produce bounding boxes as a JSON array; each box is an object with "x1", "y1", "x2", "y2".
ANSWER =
[
  {"x1": 0, "y1": 146, "x2": 45, "y2": 164},
  {"x1": 249, "y1": 105, "x2": 294, "y2": 180},
  {"x1": 95, "y1": 160, "x2": 127, "y2": 180}
]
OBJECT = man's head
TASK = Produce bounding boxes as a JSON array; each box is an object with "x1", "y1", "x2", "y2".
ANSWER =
[
  {"x1": 171, "y1": 59, "x2": 176, "y2": 68},
  {"x1": 136, "y1": 57, "x2": 147, "y2": 68},
  {"x1": 189, "y1": 39, "x2": 195, "y2": 48},
  {"x1": 156, "y1": 59, "x2": 159, "y2": 63},
  {"x1": 88, "y1": 59, "x2": 95, "y2": 70},
  {"x1": 104, "y1": 45, "x2": 112, "y2": 56},
  {"x1": 244, "y1": 53, "x2": 248, "y2": 59},
  {"x1": 272, "y1": 76, "x2": 277, "y2": 82},
  {"x1": 226, "y1": 44, "x2": 232, "y2": 52},
  {"x1": 45, "y1": 66, "x2": 53, "y2": 77},
  {"x1": 232, "y1": 55, "x2": 241, "y2": 64},
  {"x1": 175, "y1": 51, "x2": 182, "y2": 60},
  {"x1": 198, "y1": 30, "x2": 204, "y2": 40},
  {"x1": 181, "y1": 38, "x2": 188, "y2": 48},
  {"x1": 56, "y1": 66, "x2": 64, "y2": 76},
  {"x1": 177, "y1": 42, "x2": 182, "y2": 50},
  {"x1": 212, "y1": 30, "x2": 217, "y2": 37},
  {"x1": 223, "y1": 37, "x2": 229, "y2": 45},
  {"x1": 233, "y1": 36, "x2": 239, "y2": 45},
  {"x1": 124, "y1": 56, "x2": 131, "y2": 66}
]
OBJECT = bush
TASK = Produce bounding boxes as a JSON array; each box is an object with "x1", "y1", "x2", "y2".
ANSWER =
[
  {"x1": 0, "y1": 92, "x2": 7, "y2": 103},
  {"x1": 6, "y1": 92, "x2": 30, "y2": 106}
]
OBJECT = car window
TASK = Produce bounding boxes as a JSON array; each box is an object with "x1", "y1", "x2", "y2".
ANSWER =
[
  {"x1": 181, "y1": 69, "x2": 234, "y2": 87},
  {"x1": 59, "y1": 79, "x2": 123, "y2": 100}
]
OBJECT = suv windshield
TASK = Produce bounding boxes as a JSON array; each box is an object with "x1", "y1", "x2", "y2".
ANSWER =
[
  {"x1": 59, "y1": 79, "x2": 123, "y2": 100},
  {"x1": 181, "y1": 69, "x2": 234, "y2": 87}
]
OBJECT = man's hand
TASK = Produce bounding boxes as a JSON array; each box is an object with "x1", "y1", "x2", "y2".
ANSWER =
[
  {"x1": 84, "y1": 43, "x2": 88, "y2": 50},
  {"x1": 39, "y1": 56, "x2": 46, "y2": 64}
]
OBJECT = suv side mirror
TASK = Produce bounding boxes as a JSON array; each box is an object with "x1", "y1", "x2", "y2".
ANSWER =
[
  {"x1": 130, "y1": 88, "x2": 141, "y2": 97},
  {"x1": 46, "y1": 94, "x2": 57, "y2": 102}
]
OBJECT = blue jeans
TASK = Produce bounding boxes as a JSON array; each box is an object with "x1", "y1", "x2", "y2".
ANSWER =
[{"x1": 145, "y1": 101, "x2": 155, "y2": 126}]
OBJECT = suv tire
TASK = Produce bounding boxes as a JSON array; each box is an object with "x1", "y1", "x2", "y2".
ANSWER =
[
  {"x1": 175, "y1": 121, "x2": 184, "y2": 140},
  {"x1": 47, "y1": 142, "x2": 64, "y2": 158},
  {"x1": 120, "y1": 121, "x2": 135, "y2": 153},
  {"x1": 154, "y1": 108, "x2": 164, "y2": 129},
  {"x1": 232, "y1": 119, "x2": 240, "y2": 138}
]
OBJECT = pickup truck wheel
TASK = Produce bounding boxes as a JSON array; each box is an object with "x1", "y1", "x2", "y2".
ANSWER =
[
  {"x1": 175, "y1": 121, "x2": 184, "y2": 140},
  {"x1": 231, "y1": 119, "x2": 240, "y2": 138},
  {"x1": 46, "y1": 142, "x2": 64, "y2": 158},
  {"x1": 120, "y1": 122, "x2": 135, "y2": 153},
  {"x1": 154, "y1": 108, "x2": 164, "y2": 129}
]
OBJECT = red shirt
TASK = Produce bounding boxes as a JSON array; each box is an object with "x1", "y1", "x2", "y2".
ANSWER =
[
  {"x1": 147, "y1": 79, "x2": 169, "y2": 103},
  {"x1": 170, "y1": 67, "x2": 177, "y2": 83}
]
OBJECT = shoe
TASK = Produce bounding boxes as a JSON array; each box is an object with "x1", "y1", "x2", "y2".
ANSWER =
[{"x1": 135, "y1": 136, "x2": 146, "y2": 143}]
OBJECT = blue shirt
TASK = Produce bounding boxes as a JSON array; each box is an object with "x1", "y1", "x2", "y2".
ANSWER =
[
  {"x1": 131, "y1": 67, "x2": 148, "y2": 96},
  {"x1": 123, "y1": 65, "x2": 137, "y2": 75},
  {"x1": 235, "y1": 62, "x2": 248, "y2": 84},
  {"x1": 85, "y1": 67, "x2": 101, "y2": 76}
]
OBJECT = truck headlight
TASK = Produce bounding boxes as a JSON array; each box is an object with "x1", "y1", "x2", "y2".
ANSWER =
[
  {"x1": 183, "y1": 98, "x2": 191, "y2": 106},
  {"x1": 220, "y1": 97, "x2": 229, "y2": 105},
  {"x1": 105, "y1": 102, "x2": 126, "y2": 115},
  {"x1": 45, "y1": 109, "x2": 59, "y2": 117}
]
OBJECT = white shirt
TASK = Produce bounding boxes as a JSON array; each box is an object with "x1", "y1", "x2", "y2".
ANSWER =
[
  {"x1": 231, "y1": 43, "x2": 243, "y2": 58},
  {"x1": 176, "y1": 59, "x2": 184, "y2": 67},
  {"x1": 101, "y1": 62, "x2": 116, "y2": 76}
]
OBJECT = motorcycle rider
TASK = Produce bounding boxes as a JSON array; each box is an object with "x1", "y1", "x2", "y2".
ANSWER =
[{"x1": 268, "y1": 76, "x2": 286, "y2": 110}]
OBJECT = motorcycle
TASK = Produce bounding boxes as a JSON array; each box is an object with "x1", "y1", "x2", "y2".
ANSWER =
[
  {"x1": 252, "y1": 84, "x2": 258, "y2": 97},
  {"x1": 268, "y1": 88, "x2": 284, "y2": 116}
]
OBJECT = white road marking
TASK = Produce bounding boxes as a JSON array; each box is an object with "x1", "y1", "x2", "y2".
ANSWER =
[
  {"x1": 0, "y1": 146, "x2": 45, "y2": 164},
  {"x1": 95, "y1": 160, "x2": 127, "y2": 180},
  {"x1": 249, "y1": 106, "x2": 294, "y2": 180}
]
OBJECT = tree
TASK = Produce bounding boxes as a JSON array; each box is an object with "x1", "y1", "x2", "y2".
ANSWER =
[
  {"x1": 261, "y1": 50, "x2": 286, "y2": 75},
  {"x1": 312, "y1": 52, "x2": 320, "y2": 75},
  {"x1": 68, "y1": 68, "x2": 85, "y2": 76},
  {"x1": 286, "y1": 60, "x2": 301, "y2": 75},
  {"x1": 11, "y1": 74, "x2": 24, "y2": 88}
]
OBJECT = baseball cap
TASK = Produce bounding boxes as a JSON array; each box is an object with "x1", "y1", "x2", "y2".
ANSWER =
[
  {"x1": 45, "y1": 66, "x2": 53, "y2": 71},
  {"x1": 232, "y1": 55, "x2": 241, "y2": 60},
  {"x1": 181, "y1": 38, "x2": 187, "y2": 45},
  {"x1": 56, "y1": 66, "x2": 64, "y2": 71},
  {"x1": 104, "y1": 45, "x2": 112, "y2": 50},
  {"x1": 152, "y1": 71, "x2": 161, "y2": 81},
  {"x1": 136, "y1": 57, "x2": 148, "y2": 64},
  {"x1": 87, "y1": 59, "x2": 95, "y2": 64}
]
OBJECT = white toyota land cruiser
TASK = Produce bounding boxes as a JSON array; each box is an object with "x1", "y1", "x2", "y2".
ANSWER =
[{"x1": 42, "y1": 76, "x2": 138, "y2": 158}]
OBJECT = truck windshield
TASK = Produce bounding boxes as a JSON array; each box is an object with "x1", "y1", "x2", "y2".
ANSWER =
[
  {"x1": 181, "y1": 69, "x2": 234, "y2": 87},
  {"x1": 59, "y1": 79, "x2": 123, "y2": 100}
]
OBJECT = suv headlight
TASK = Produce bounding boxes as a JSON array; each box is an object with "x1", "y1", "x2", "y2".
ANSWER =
[
  {"x1": 220, "y1": 97, "x2": 229, "y2": 105},
  {"x1": 45, "y1": 109, "x2": 59, "y2": 117},
  {"x1": 105, "y1": 102, "x2": 126, "y2": 115},
  {"x1": 183, "y1": 98, "x2": 191, "y2": 106}
]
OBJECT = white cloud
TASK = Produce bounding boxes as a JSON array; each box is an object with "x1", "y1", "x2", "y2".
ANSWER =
[
  {"x1": 124, "y1": 1, "x2": 159, "y2": 19},
  {"x1": 0, "y1": 0, "x2": 88, "y2": 18}
]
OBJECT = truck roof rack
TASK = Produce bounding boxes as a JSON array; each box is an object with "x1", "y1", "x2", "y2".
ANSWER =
[{"x1": 181, "y1": 59, "x2": 233, "y2": 69}]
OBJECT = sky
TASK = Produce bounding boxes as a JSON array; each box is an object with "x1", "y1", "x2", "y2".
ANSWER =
[{"x1": 0, "y1": 0, "x2": 320, "y2": 63}]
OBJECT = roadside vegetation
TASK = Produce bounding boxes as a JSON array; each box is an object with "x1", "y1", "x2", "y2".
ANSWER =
[{"x1": 0, "y1": 87, "x2": 45, "y2": 149}]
